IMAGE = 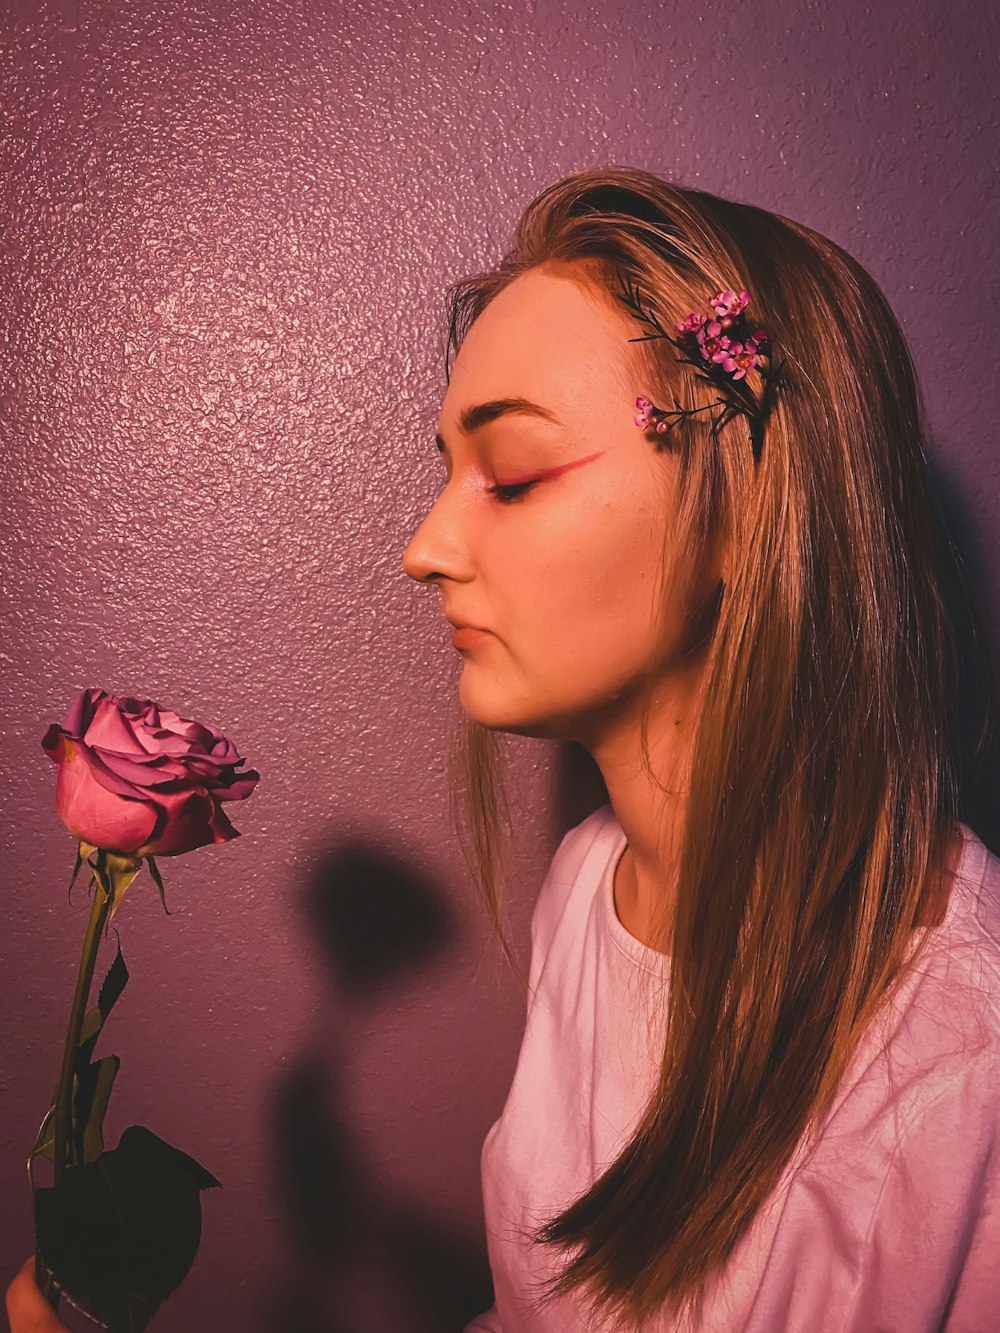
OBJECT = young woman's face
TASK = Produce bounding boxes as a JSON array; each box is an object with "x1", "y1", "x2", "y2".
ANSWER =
[{"x1": 402, "y1": 264, "x2": 719, "y2": 745}]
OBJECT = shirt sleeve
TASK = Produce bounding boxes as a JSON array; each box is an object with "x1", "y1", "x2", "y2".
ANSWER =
[
  {"x1": 462, "y1": 1298, "x2": 504, "y2": 1331},
  {"x1": 842, "y1": 1040, "x2": 1000, "y2": 1331}
]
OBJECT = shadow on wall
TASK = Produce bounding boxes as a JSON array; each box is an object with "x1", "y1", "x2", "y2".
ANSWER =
[
  {"x1": 263, "y1": 1053, "x2": 495, "y2": 1333},
  {"x1": 261, "y1": 839, "x2": 496, "y2": 1333},
  {"x1": 926, "y1": 447, "x2": 1000, "y2": 855}
]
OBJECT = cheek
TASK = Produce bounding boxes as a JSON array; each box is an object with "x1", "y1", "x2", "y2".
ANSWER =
[{"x1": 511, "y1": 479, "x2": 667, "y2": 649}]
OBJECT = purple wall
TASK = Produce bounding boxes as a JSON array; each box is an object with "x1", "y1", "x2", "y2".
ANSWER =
[{"x1": 2, "y1": 2, "x2": 997, "y2": 1329}]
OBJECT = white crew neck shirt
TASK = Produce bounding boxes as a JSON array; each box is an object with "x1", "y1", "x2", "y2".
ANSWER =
[{"x1": 464, "y1": 803, "x2": 1000, "y2": 1331}]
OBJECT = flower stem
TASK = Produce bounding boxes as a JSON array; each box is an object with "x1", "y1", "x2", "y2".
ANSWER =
[{"x1": 35, "y1": 854, "x2": 113, "y2": 1310}]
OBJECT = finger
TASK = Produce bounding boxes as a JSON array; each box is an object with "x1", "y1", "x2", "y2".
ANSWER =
[{"x1": 6, "y1": 1254, "x2": 63, "y2": 1328}]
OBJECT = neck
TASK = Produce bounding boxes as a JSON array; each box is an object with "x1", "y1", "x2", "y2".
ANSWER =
[{"x1": 581, "y1": 667, "x2": 704, "y2": 946}]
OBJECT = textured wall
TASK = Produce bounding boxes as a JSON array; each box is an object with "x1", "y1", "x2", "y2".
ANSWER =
[{"x1": 1, "y1": 1, "x2": 997, "y2": 1329}]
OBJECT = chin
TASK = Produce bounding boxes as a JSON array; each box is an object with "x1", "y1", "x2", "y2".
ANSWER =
[{"x1": 456, "y1": 676, "x2": 582, "y2": 742}]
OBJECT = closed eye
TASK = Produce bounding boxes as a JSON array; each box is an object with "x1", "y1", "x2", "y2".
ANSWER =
[{"x1": 487, "y1": 480, "x2": 539, "y2": 503}]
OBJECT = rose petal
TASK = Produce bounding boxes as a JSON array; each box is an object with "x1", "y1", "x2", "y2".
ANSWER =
[
  {"x1": 44, "y1": 734, "x2": 159, "y2": 853},
  {"x1": 82, "y1": 698, "x2": 135, "y2": 751},
  {"x1": 62, "y1": 687, "x2": 105, "y2": 740},
  {"x1": 213, "y1": 767, "x2": 260, "y2": 794},
  {"x1": 93, "y1": 746, "x2": 191, "y2": 787},
  {"x1": 135, "y1": 786, "x2": 237, "y2": 858}
]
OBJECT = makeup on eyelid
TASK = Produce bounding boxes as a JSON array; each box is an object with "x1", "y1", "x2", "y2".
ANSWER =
[
  {"x1": 490, "y1": 448, "x2": 608, "y2": 487},
  {"x1": 437, "y1": 450, "x2": 610, "y2": 498}
]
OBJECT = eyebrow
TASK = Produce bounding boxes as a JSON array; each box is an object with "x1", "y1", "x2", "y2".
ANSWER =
[{"x1": 435, "y1": 397, "x2": 563, "y2": 455}]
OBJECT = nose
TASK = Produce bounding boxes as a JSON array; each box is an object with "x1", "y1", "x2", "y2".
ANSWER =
[{"x1": 401, "y1": 485, "x2": 475, "y2": 586}]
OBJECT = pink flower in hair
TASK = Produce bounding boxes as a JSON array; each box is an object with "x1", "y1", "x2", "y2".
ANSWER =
[
  {"x1": 618, "y1": 271, "x2": 783, "y2": 464},
  {"x1": 634, "y1": 395, "x2": 657, "y2": 428},
  {"x1": 725, "y1": 337, "x2": 765, "y2": 380},
  {"x1": 697, "y1": 321, "x2": 729, "y2": 361},
  {"x1": 710, "y1": 288, "x2": 750, "y2": 318},
  {"x1": 674, "y1": 312, "x2": 705, "y2": 334},
  {"x1": 712, "y1": 341, "x2": 741, "y2": 374}
]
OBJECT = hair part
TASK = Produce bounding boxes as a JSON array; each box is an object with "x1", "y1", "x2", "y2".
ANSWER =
[{"x1": 440, "y1": 166, "x2": 997, "y2": 1330}]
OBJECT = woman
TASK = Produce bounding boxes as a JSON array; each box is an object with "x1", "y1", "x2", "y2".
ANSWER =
[
  {"x1": 9, "y1": 169, "x2": 999, "y2": 1330},
  {"x1": 402, "y1": 169, "x2": 1000, "y2": 1330}
]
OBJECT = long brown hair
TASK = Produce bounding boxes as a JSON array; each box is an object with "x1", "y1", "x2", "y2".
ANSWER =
[{"x1": 441, "y1": 167, "x2": 996, "y2": 1330}]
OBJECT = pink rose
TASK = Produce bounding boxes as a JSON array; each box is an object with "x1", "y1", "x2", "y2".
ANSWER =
[{"x1": 41, "y1": 688, "x2": 260, "y2": 858}]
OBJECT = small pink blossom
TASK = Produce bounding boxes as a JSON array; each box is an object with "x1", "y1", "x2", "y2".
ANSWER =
[
  {"x1": 710, "y1": 288, "x2": 750, "y2": 318},
  {"x1": 674, "y1": 312, "x2": 705, "y2": 334},
  {"x1": 634, "y1": 395, "x2": 657, "y2": 428},
  {"x1": 732, "y1": 341, "x2": 763, "y2": 380},
  {"x1": 712, "y1": 341, "x2": 741, "y2": 374},
  {"x1": 697, "y1": 321, "x2": 729, "y2": 360},
  {"x1": 718, "y1": 339, "x2": 763, "y2": 380}
]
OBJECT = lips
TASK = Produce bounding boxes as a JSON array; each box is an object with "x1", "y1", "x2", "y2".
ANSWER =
[
  {"x1": 451, "y1": 625, "x2": 491, "y2": 649},
  {"x1": 445, "y1": 618, "x2": 488, "y2": 632}
]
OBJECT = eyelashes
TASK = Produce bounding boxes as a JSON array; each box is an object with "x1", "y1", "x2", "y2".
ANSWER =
[
  {"x1": 436, "y1": 474, "x2": 541, "y2": 504},
  {"x1": 486, "y1": 480, "x2": 539, "y2": 503}
]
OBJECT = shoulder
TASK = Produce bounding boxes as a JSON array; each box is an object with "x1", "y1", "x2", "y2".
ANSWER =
[
  {"x1": 817, "y1": 823, "x2": 1000, "y2": 1149},
  {"x1": 920, "y1": 821, "x2": 1000, "y2": 1052},
  {"x1": 962, "y1": 820, "x2": 1000, "y2": 956},
  {"x1": 772, "y1": 832, "x2": 1000, "y2": 1326},
  {"x1": 529, "y1": 802, "x2": 618, "y2": 957},
  {"x1": 550, "y1": 801, "x2": 618, "y2": 876},
  {"x1": 884, "y1": 822, "x2": 1000, "y2": 1086}
]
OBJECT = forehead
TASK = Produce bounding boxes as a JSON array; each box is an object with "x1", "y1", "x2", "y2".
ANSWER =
[{"x1": 441, "y1": 266, "x2": 638, "y2": 425}]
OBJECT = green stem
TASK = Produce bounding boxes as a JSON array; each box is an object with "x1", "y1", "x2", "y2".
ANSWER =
[{"x1": 35, "y1": 854, "x2": 113, "y2": 1311}]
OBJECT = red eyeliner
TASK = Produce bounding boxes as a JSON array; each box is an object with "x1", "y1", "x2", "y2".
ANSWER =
[{"x1": 493, "y1": 449, "x2": 608, "y2": 487}]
